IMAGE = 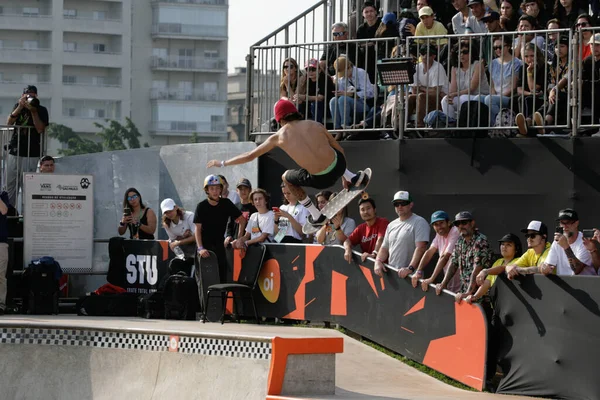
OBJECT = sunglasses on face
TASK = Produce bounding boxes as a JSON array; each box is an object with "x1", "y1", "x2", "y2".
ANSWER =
[
  {"x1": 524, "y1": 233, "x2": 539, "y2": 239},
  {"x1": 332, "y1": 31, "x2": 346, "y2": 37},
  {"x1": 283, "y1": 65, "x2": 295, "y2": 69},
  {"x1": 493, "y1": 46, "x2": 502, "y2": 50},
  {"x1": 393, "y1": 201, "x2": 411, "y2": 207},
  {"x1": 127, "y1": 194, "x2": 139, "y2": 201},
  {"x1": 308, "y1": 67, "x2": 317, "y2": 71},
  {"x1": 576, "y1": 22, "x2": 590, "y2": 27},
  {"x1": 460, "y1": 50, "x2": 470, "y2": 55},
  {"x1": 455, "y1": 220, "x2": 472, "y2": 226}
]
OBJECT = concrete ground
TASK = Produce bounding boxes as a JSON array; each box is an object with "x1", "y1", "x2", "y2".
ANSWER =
[{"x1": 0, "y1": 316, "x2": 538, "y2": 400}]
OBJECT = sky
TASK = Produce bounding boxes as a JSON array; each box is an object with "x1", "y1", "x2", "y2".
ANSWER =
[{"x1": 227, "y1": 0, "x2": 325, "y2": 72}]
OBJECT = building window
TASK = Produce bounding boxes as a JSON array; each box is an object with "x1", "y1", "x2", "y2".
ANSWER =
[
  {"x1": 204, "y1": 50, "x2": 219, "y2": 58},
  {"x1": 63, "y1": 9, "x2": 77, "y2": 18},
  {"x1": 92, "y1": 77, "x2": 106, "y2": 86},
  {"x1": 22, "y1": 7, "x2": 39, "y2": 16},
  {"x1": 93, "y1": 11, "x2": 106, "y2": 20},
  {"x1": 63, "y1": 75, "x2": 76, "y2": 84},
  {"x1": 67, "y1": 108, "x2": 76, "y2": 117},
  {"x1": 93, "y1": 43, "x2": 106, "y2": 53},
  {"x1": 64, "y1": 42, "x2": 77, "y2": 52},
  {"x1": 23, "y1": 41, "x2": 38, "y2": 50}
]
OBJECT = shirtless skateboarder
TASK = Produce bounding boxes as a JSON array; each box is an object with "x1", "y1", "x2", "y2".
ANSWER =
[{"x1": 206, "y1": 99, "x2": 367, "y2": 230}]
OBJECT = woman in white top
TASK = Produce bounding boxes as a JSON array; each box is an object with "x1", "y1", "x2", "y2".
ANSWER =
[
  {"x1": 274, "y1": 183, "x2": 310, "y2": 243},
  {"x1": 441, "y1": 41, "x2": 490, "y2": 120},
  {"x1": 161, "y1": 198, "x2": 196, "y2": 276},
  {"x1": 233, "y1": 189, "x2": 274, "y2": 248},
  {"x1": 315, "y1": 203, "x2": 356, "y2": 246}
]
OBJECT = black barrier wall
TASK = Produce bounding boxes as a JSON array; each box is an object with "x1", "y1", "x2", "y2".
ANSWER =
[{"x1": 259, "y1": 138, "x2": 600, "y2": 243}]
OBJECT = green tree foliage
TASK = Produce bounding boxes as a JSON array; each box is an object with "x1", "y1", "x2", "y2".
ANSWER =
[{"x1": 47, "y1": 118, "x2": 148, "y2": 156}]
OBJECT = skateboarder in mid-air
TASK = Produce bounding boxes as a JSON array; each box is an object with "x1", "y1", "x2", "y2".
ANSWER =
[{"x1": 207, "y1": 99, "x2": 368, "y2": 232}]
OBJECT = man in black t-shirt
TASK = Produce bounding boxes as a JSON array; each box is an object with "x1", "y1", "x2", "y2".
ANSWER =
[
  {"x1": 225, "y1": 178, "x2": 257, "y2": 247},
  {"x1": 194, "y1": 174, "x2": 244, "y2": 283},
  {"x1": 5, "y1": 85, "x2": 49, "y2": 207}
]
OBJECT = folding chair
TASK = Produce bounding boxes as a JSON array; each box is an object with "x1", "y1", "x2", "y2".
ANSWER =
[{"x1": 203, "y1": 244, "x2": 266, "y2": 324}]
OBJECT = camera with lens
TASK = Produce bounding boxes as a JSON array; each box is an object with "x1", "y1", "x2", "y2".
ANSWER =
[{"x1": 26, "y1": 95, "x2": 40, "y2": 108}]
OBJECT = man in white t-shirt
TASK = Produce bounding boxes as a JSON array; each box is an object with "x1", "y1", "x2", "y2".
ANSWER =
[
  {"x1": 408, "y1": 45, "x2": 448, "y2": 128},
  {"x1": 374, "y1": 191, "x2": 430, "y2": 277},
  {"x1": 412, "y1": 210, "x2": 462, "y2": 293},
  {"x1": 542, "y1": 209, "x2": 595, "y2": 276},
  {"x1": 233, "y1": 189, "x2": 274, "y2": 247}
]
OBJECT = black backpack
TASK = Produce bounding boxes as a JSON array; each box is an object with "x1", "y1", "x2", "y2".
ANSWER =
[
  {"x1": 457, "y1": 100, "x2": 490, "y2": 138},
  {"x1": 164, "y1": 272, "x2": 200, "y2": 320},
  {"x1": 138, "y1": 291, "x2": 165, "y2": 319},
  {"x1": 22, "y1": 257, "x2": 62, "y2": 315}
]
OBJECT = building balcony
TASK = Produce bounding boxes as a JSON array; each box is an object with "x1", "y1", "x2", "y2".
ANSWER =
[
  {"x1": 150, "y1": 88, "x2": 222, "y2": 102},
  {"x1": 0, "y1": 79, "x2": 51, "y2": 98},
  {"x1": 152, "y1": 0, "x2": 227, "y2": 5},
  {"x1": 150, "y1": 56, "x2": 225, "y2": 72},
  {"x1": 150, "y1": 121, "x2": 227, "y2": 136},
  {"x1": 151, "y1": 23, "x2": 226, "y2": 40},
  {"x1": 63, "y1": 79, "x2": 122, "y2": 100},
  {"x1": 0, "y1": 7, "x2": 53, "y2": 30},
  {"x1": 62, "y1": 48, "x2": 123, "y2": 68},
  {"x1": 0, "y1": 47, "x2": 52, "y2": 64},
  {"x1": 62, "y1": 13, "x2": 123, "y2": 34}
]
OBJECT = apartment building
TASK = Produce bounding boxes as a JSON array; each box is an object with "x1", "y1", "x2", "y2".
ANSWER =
[{"x1": 0, "y1": 0, "x2": 228, "y2": 152}]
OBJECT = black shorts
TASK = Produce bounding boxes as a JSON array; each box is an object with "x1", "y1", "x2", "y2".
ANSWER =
[{"x1": 285, "y1": 148, "x2": 346, "y2": 189}]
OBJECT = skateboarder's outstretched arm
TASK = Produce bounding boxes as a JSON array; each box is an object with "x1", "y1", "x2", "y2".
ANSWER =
[{"x1": 206, "y1": 134, "x2": 279, "y2": 168}]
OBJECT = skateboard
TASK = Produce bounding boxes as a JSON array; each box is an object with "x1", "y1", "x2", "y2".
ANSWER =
[
  {"x1": 302, "y1": 168, "x2": 372, "y2": 235},
  {"x1": 195, "y1": 250, "x2": 221, "y2": 322}
]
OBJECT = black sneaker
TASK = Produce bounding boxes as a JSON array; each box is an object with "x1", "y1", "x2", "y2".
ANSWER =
[
  {"x1": 308, "y1": 214, "x2": 327, "y2": 226},
  {"x1": 350, "y1": 171, "x2": 369, "y2": 187},
  {"x1": 0, "y1": 308, "x2": 5, "y2": 316}
]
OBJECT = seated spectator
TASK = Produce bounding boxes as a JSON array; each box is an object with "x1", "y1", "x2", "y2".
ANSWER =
[
  {"x1": 582, "y1": 229, "x2": 600, "y2": 274},
  {"x1": 117, "y1": 187, "x2": 157, "y2": 240},
  {"x1": 280, "y1": 58, "x2": 301, "y2": 100},
  {"x1": 515, "y1": 43, "x2": 548, "y2": 136},
  {"x1": 375, "y1": 12, "x2": 400, "y2": 59},
  {"x1": 160, "y1": 198, "x2": 196, "y2": 276},
  {"x1": 505, "y1": 220, "x2": 551, "y2": 279},
  {"x1": 357, "y1": 2, "x2": 383, "y2": 84},
  {"x1": 451, "y1": 0, "x2": 472, "y2": 35},
  {"x1": 320, "y1": 22, "x2": 364, "y2": 77},
  {"x1": 581, "y1": 34, "x2": 600, "y2": 124},
  {"x1": 416, "y1": 6, "x2": 449, "y2": 45},
  {"x1": 295, "y1": 59, "x2": 335, "y2": 124},
  {"x1": 375, "y1": 191, "x2": 430, "y2": 279},
  {"x1": 465, "y1": 0, "x2": 488, "y2": 33},
  {"x1": 273, "y1": 183, "x2": 310, "y2": 243},
  {"x1": 316, "y1": 190, "x2": 334, "y2": 212},
  {"x1": 482, "y1": 36, "x2": 523, "y2": 124},
  {"x1": 343, "y1": 198, "x2": 389, "y2": 263},
  {"x1": 225, "y1": 178, "x2": 257, "y2": 247},
  {"x1": 38, "y1": 155, "x2": 55, "y2": 173},
  {"x1": 329, "y1": 57, "x2": 375, "y2": 132},
  {"x1": 542, "y1": 208, "x2": 596, "y2": 275},
  {"x1": 233, "y1": 189, "x2": 275, "y2": 248},
  {"x1": 522, "y1": 0, "x2": 550, "y2": 28},
  {"x1": 441, "y1": 41, "x2": 490, "y2": 120},
  {"x1": 399, "y1": 9, "x2": 419, "y2": 39},
  {"x1": 575, "y1": 14, "x2": 594, "y2": 60},
  {"x1": 219, "y1": 175, "x2": 240, "y2": 205},
  {"x1": 474, "y1": 233, "x2": 523, "y2": 291},
  {"x1": 500, "y1": 0, "x2": 520, "y2": 32},
  {"x1": 481, "y1": 12, "x2": 505, "y2": 64},
  {"x1": 514, "y1": 15, "x2": 546, "y2": 59},
  {"x1": 413, "y1": 211, "x2": 462, "y2": 294},
  {"x1": 316, "y1": 204, "x2": 356, "y2": 246},
  {"x1": 435, "y1": 211, "x2": 493, "y2": 303},
  {"x1": 407, "y1": 45, "x2": 448, "y2": 128},
  {"x1": 545, "y1": 18, "x2": 561, "y2": 65},
  {"x1": 553, "y1": 0, "x2": 587, "y2": 29}
]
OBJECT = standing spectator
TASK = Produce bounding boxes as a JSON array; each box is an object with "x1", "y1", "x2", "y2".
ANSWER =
[
  {"x1": 316, "y1": 205, "x2": 356, "y2": 246},
  {"x1": 545, "y1": 19, "x2": 561, "y2": 65},
  {"x1": 465, "y1": 0, "x2": 489, "y2": 33},
  {"x1": 483, "y1": 36, "x2": 523, "y2": 124},
  {"x1": 280, "y1": 58, "x2": 301, "y2": 100},
  {"x1": 320, "y1": 22, "x2": 364, "y2": 76},
  {"x1": 522, "y1": 0, "x2": 550, "y2": 28},
  {"x1": 581, "y1": 34, "x2": 600, "y2": 125},
  {"x1": 373, "y1": 191, "x2": 430, "y2": 279},
  {"x1": 553, "y1": 0, "x2": 587, "y2": 28},
  {"x1": 357, "y1": 2, "x2": 382, "y2": 84},
  {"x1": 295, "y1": 59, "x2": 335, "y2": 124},
  {"x1": 233, "y1": 189, "x2": 275, "y2": 248},
  {"x1": 5, "y1": 85, "x2": 49, "y2": 207},
  {"x1": 415, "y1": 7, "x2": 449, "y2": 45},
  {"x1": 451, "y1": 0, "x2": 473, "y2": 35},
  {"x1": 274, "y1": 183, "x2": 310, "y2": 244},
  {"x1": 505, "y1": 220, "x2": 551, "y2": 279},
  {"x1": 343, "y1": 198, "x2": 390, "y2": 263},
  {"x1": 407, "y1": 45, "x2": 448, "y2": 128},
  {"x1": 515, "y1": 43, "x2": 548, "y2": 136},
  {"x1": 38, "y1": 155, "x2": 55, "y2": 173},
  {"x1": 219, "y1": 175, "x2": 240, "y2": 205},
  {"x1": 542, "y1": 209, "x2": 595, "y2": 275},
  {"x1": 442, "y1": 41, "x2": 490, "y2": 120},
  {"x1": 475, "y1": 233, "x2": 523, "y2": 287},
  {"x1": 161, "y1": 198, "x2": 196, "y2": 276},
  {"x1": 329, "y1": 57, "x2": 375, "y2": 132},
  {"x1": 413, "y1": 210, "x2": 462, "y2": 294},
  {"x1": 575, "y1": 14, "x2": 594, "y2": 60},
  {"x1": 435, "y1": 211, "x2": 493, "y2": 303},
  {"x1": 224, "y1": 178, "x2": 257, "y2": 247},
  {"x1": 375, "y1": 12, "x2": 400, "y2": 59},
  {"x1": 194, "y1": 175, "x2": 244, "y2": 283},
  {"x1": 500, "y1": 0, "x2": 520, "y2": 32},
  {"x1": 117, "y1": 188, "x2": 157, "y2": 240},
  {"x1": 0, "y1": 191, "x2": 9, "y2": 315},
  {"x1": 514, "y1": 15, "x2": 546, "y2": 59}
]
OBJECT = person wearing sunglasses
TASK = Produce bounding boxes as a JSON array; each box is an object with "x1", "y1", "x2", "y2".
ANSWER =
[
  {"x1": 435, "y1": 211, "x2": 493, "y2": 304},
  {"x1": 505, "y1": 220, "x2": 550, "y2": 279},
  {"x1": 319, "y1": 22, "x2": 364, "y2": 77},
  {"x1": 295, "y1": 59, "x2": 335, "y2": 124},
  {"x1": 118, "y1": 187, "x2": 157, "y2": 240},
  {"x1": 373, "y1": 191, "x2": 429, "y2": 279},
  {"x1": 279, "y1": 58, "x2": 301, "y2": 100},
  {"x1": 575, "y1": 14, "x2": 594, "y2": 60}
]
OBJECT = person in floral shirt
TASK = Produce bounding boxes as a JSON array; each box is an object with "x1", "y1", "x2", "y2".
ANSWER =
[{"x1": 435, "y1": 211, "x2": 493, "y2": 303}]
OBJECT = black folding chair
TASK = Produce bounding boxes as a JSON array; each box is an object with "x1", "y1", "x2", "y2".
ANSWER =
[{"x1": 203, "y1": 244, "x2": 266, "y2": 324}]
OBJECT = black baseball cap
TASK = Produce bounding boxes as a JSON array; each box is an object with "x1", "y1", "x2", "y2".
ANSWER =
[
  {"x1": 556, "y1": 208, "x2": 578, "y2": 221},
  {"x1": 453, "y1": 211, "x2": 474, "y2": 226},
  {"x1": 419, "y1": 44, "x2": 437, "y2": 56},
  {"x1": 498, "y1": 233, "x2": 520, "y2": 243},
  {"x1": 481, "y1": 11, "x2": 500, "y2": 22},
  {"x1": 23, "y1": 85, "x2": 38, "y2": 94},
  {"x1": 467, "y1": 0, "x2": 483, "y2": 6},
  {"x1": 236, "y1": 178, "x2": 252, "y2": 189}
]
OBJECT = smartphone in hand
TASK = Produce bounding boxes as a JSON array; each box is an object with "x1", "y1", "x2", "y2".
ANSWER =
[
  {"x1": 272, "y1": 207, "x2": 280, "y2": 213},
  {"x1": 583, "y1": 229, "x2": 595, "y2": 239},
  {"x1": 555, "y1": 226, "x2": 563, "y2": 235}
]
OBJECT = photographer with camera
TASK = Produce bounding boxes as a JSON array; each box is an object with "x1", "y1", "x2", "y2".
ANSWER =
[{"x1": 5, "y1": 85, "x2": 49, "y2": 206}]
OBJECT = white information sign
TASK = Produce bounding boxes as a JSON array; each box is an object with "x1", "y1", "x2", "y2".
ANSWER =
[{"x1": 23, "y1": 174, "x2": 94, "y2": 273}]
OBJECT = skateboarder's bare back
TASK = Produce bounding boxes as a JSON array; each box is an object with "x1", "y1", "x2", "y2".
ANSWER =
[{"x1": 206, "y1": 99, "x2": 367, "y2": 229}]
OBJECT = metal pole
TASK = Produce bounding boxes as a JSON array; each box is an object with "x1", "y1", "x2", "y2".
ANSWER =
[
  {"x1": 244, "y1": 52, "x2": 254, "y2": 141},
  {"x1": 572, "y1": 29, "x2": 579, "y2": 137}
]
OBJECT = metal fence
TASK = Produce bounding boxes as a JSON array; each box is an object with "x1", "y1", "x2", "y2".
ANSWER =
[{"x1": 246, "y1": 26, "x2": 600, "y2": 139}]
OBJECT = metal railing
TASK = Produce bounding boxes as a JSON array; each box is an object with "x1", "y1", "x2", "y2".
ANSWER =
[
  {"x1": 150, "y1": 55, "x2": 226, "y2": 71},
  {"x1": 0, "y1": 7, "x2": 51, "y2": 17},
  {"x1": 151, "y1": 23, "x2": 227, "y2": 38},
  {"x1": 63, "y1": 77, "x2": 121, "y2": 88},
  {"x1": 150, "y1": 88, "x2": 222, "y2": 102},
  {"x1": 63, "y1": 44, "x2": 121, "y2": 55},
  {"x1": 63, "y1": 11, "x2": 122, "y2": 22},
  {"x1": 150, "y1": 121, "x2": 226, "y2": 133},
  {"x1": 151, "y1": 0, "x2": 227, "y2": 5}
]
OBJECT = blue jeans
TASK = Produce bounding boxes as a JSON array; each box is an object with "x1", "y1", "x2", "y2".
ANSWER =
[
  {"x1": 482, "y1": 95, "x2": 510, "y2": 125},
  {"x1": 329, "y1": 96, "x2": 368, "y2": 129}
]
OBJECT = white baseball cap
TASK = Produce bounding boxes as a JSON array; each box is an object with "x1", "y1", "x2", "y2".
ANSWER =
[
  {"x1": 160, "y1": 198, "x2": 176, "y2": 214},
  {"x1": 392, "y1": 191, "x2": 412, "y2": 203}
]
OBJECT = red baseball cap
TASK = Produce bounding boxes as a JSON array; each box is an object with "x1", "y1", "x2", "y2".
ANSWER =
[{"x1": 273, "y1": 99, "x2": 298, "y2": 123}]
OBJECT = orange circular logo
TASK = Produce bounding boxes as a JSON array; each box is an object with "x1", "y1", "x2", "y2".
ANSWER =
[{"x1": 259, "y1": 259, "x2": 281, "y2": 303}]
